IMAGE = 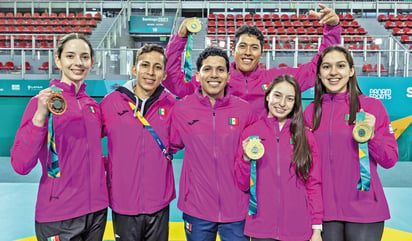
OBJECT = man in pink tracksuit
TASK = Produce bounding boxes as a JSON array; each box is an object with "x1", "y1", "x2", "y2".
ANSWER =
[
  {"x1": 169, "y1": 47, "x2": 257, "y2": 241},
  {"x1": 163, "y1": 4, "x2": 341, "y2": 116},
  {"x1": 101, "y1": 44, "x2": 177, "y2": 241}
]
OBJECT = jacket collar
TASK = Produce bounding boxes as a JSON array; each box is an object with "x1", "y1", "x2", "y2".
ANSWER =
[
  {"x1": 50, "y1": 79, "x2": 87, "y2": 97},
  {"x1": 322, "y1": 92, "x2": 350, "y2": 103},
  {"x1": 194, "y1": 86, "x2": 231, "y2": 108},
  {"x1": 263, "y1": 115, "x2": 292, "y2": 134},
  {"x1": 229, "y1": 61, "x2": 262, "y2": 79}
]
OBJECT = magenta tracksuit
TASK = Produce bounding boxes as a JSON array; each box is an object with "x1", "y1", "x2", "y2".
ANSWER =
[
  {"x1": 163, "y1": 24, "x2": 342, "y2": 115},
  {"x1": 10, "y1": 79, "x2": 109, "y2": 223},
  {"x1": 303, "y1": 93, "x2": 398, "y2": 223},
  {"x1": 169, "y1": 88, "x2": 257, "y2": 222},
  {"x1": 235, "y1": 117, "x2": 322, "y2": 240},
  {"x1": 100, "y1": 82, "x2": 177, "y2": 215}
]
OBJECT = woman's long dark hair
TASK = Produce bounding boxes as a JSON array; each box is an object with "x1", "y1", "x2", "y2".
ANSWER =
[
  {"x1": 264, "y1": 74, "x2": 312, "y2": 182},
  {"x1": 312, "y1": 45, "x2": 363, "y2": 130}
]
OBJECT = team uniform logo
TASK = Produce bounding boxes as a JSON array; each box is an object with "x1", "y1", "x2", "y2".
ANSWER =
[{"x1": 229, "y1": 117, "x2": 239, "y2": 126}]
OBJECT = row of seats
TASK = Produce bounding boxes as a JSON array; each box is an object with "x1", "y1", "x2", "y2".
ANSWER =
[
  {"x1": 0, "y1": 61, "x2": 56, "y2": 71},
  {"x1": 0, "y1": 25, "x2": 92, "y2": 34},
  {"x1": 0, "y1": 41, "x2": 57, "y2": 49},
  {"x1": 384, "y1": 20, "x2": 412, "y2": 29},
  {"x1": 207, "y1": 25, "x2": 367, "y2": 35},
  {"x1": 378, "y1": 14, "x2": 412, "y2": 22},
  {"x1": 208, "y1": 35, "x2": 321, "y2": 42},
  {"x1": 208, "y1": 13, "x2": 354, "y2": 22},
  {"x1": 208, "y1": 20, "x2": 361, "y2": 29},
  {"x1": 0, "y1": 19, "x2": 97, "y2": 26},
  {"x1": 362, "y1": 63, "x2": 388, "y2": 73},
  {"x1": 0, "y1": 12, "x2": 102, "y2": 20}
]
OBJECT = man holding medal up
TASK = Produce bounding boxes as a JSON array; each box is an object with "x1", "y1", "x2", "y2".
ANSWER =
[
  {"x1": 163, "y1": 4, "x2": 341, "y2": 117},
  {"x1": 100, "y1": 44, "x2": 177, "y2": 241},
  {"x1": 169, "y1": 47, "x2": 257, "y2": 241}
]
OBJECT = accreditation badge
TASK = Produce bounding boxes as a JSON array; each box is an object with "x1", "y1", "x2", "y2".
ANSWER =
[{"x1": 245, "y1": 137, "x2": 265, "y2": 160}]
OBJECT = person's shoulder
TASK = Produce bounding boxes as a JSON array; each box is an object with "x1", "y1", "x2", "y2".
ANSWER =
[
  {"x1": 359, "y1": 94, "x2": 385, "y2": 108},
  {"x1": 101, "y1": 90, "x2": 121, "y2": 104}
]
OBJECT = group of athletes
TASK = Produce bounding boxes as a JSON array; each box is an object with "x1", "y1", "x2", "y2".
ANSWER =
[{"x1": 11, "y1": 3, "x2": 398, "y2": 241}]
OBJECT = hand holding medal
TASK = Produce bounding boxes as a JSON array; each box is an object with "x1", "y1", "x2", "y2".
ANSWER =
[
  {"x1": 47, "y1": 86, "x2": 66, "y2": 115},
  {"x1": 243, "y1": 136, "x2": 265, "y2": 160}
]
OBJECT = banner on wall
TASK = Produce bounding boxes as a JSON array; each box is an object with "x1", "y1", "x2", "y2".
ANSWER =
[{"x1": 129, "y1": 16, "x2": 175, "y2": 34}]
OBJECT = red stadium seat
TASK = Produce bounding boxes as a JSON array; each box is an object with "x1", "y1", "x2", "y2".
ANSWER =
[
  {"x1": 235, "y1": 14, "x2": 243, "y2": 22},
  {"x1": 244, "y1": 14, "x2": 252, "y2": 21},
  {"x1": 226, "y1": 14, "x2": 234, "y2": 21},
  {"x1": 82, "y1": 26, "x2": 92, "y2": 34},
  {"x1": 374, "y1": 64, "x2": 388, "y2": 73},
  {"x1": 378, "y1": 14, "x2": 387, "y2": 22},
  {"x1": 254, "y1": 14, "x2": 261, "y2": 21},
  {"x1": 385, "y1": 21, "x2": 394, "y2": 28},
  {"x1": 283, "y1": 20, "x2": 292, "y2": 28},
  {"x1": 59, "y1": 13, "x2": 67, "y2": 18},
  {"x1": 208, "y1": 13, "x2": 216, "y2": 20},
  {"x1": 263, "y1": 14, "x2": 271, "y2": 22},
  {"x1": 41, "y1": 12, "x2": 49, "y2": 18},
  {"x1": 264, "y1": 21, "x2": 274, "y2": 28},
  {"x1": 16, "y1": 62, "x2": 31, "y2": 70},
  {"x1": 281, "y1": 14, "x2": 289, "y2": 21},
  {"x1": 272, "y1": 14, "x2": 280, "y2": 21},
  {"x1": 76, "y1": 13, "x2": 84, "y2": 19},
  {"x1": 68, "y1": 13, "x2": 75, "y2": 19},
  {"x1": 39, "y1": 61, "x2": 49, "y2": 71},
  {"x1": 2, "y1": 61, "x2": 15, "y2": 70},
  {"x1": 290, "y1": 14, "x2": 298, "y2": 21},
  {"x1": 50, "y1": 13, "x2": 57, "y2": 18},
  {"x1": 89, "y1": 19, "x2": 97, "y2": 26},
  {"x1": 94, "y1": 13, "x2": 102, "y2": 20},
  {"x1": 362, "y1": 63, "x2": 374, "y2": 72},
  {"x1": 345, "y1": 14, "x2": 354, "y2": 21}
]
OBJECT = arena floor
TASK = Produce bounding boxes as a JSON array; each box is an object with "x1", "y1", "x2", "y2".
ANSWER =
[{"x1": 1, "y1": 157, "x2": 411, "y2": 241}]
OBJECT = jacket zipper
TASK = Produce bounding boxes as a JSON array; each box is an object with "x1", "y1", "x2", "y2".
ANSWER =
[
  {"x1": 329, "y1": 96, "x2": 339, "y2": 217},
  {"x1": 213, "y1": 108, "x2": 222, "y2": 222},
  {"x1": 275, "y1": 130, "x2": 281, "y2": 239},
  {"x1": 77, "y1": 95, "x2": 92, "y2": 211}
]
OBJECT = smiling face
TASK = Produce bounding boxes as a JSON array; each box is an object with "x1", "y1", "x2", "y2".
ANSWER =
[
  {"x1": 266, "y1": 81, "x2": 296, "y2": 126},
  {"x1": 318, "y1": 50, "x2": 355, "y2": 94},
  {"x1": 196, "y1": 55, "x2": 230, "y2": 105},
  {"x1": 55, "y1": 39, "x2": 93, "y2": 86},
  {"x1": 232, "y1": 33, "x2": 262, "y2": 73},
  {"x1": 132, "y1": 51, "x2": 167, "y2": 99}
]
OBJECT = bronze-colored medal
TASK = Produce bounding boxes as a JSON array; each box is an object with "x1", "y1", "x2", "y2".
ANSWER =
[
  {"x1": 353, "y1": 121, "x2": 372, "y2": 143},
  {"x1": 186, "y1": 18, "x2": 202, "y2": 33},
  {"x1": 47, "y1": 91, "x2": 66, "y2": 115},
  {"x1": 245, "y1": 138, "x2": 265, "y2": 160}
]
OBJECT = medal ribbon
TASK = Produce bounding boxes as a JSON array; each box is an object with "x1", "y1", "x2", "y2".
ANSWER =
[
  {"x1": 355, "y1": 112, "x2": 371, "y2": 191},
  {"x1": 248, "y1": 135, "x2": 259, "y2": 215},
  {"x1": 183, "y1": 33, "x2": 194, "y2": 83},
  {"x1": 47, "y1": 86, "x2": 62, "y2": 178},
  {"x1": 128, "y1": 102, "x2": 173, "y2": 161}
]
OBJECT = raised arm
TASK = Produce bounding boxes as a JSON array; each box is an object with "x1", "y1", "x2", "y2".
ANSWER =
[
  {"x1": 163, "y1": 18, "x2": 199, "y2": 98},
  {"x1": 266, "y1": 4, "x2": 341, "y2": 92}
]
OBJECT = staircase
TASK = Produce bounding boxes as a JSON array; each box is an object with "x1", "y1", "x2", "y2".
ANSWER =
[{"x1": 88, "y1": 17, "x2": 117, "y2": 49}]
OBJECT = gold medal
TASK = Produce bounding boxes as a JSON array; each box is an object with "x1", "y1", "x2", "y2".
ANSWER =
[
  {"x1": 245, "y1": 138, "x2": 265, "y2": 160},
  {"x1": 353, "y1": 121, "x2": 372, "y2": 143},
  {"x1": 186, "y1": 18, "x2": 202, "y2": 33},
  {"x1": 47, "y1": 91, "x2": 67, "y2": 115}
]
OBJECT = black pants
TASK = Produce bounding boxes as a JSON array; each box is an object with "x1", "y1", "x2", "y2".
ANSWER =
[
  {"x1": 322, "y1": 221, "x2": 384, "y2": 241},
  {"x1": 112, "y1": 205, "x2": 169, "y2": 241},
  {"x1": 35, "y1": 208, "x2": 108, "y2": 241}
]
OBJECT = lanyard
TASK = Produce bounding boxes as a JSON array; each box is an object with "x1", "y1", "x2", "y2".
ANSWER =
[{"x1": 128, "y1": 101, "x2": 173, "y2": 161}]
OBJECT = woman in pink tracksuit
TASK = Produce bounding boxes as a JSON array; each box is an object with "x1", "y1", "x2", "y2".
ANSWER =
[
  {"x1": 235, "y1": 74, "x2": 322, "y2": 241},
  {"x1": 10, "y1": 33, "x2": 108, "y2": 241},
  {"x1": 304, "y1": 45, "x2": 398, "y2": 241}
]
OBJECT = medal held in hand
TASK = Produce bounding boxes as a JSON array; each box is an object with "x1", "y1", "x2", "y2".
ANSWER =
[
  {"x1": 47, "y1": 87, "x2": 66, "y2": 115},
  {"x1": 245, "y1": 137, "x2": 265, "y2": 160},
  {"x1": 353, "y1": 121, "x2": 372, "y2": 143},
  {"x1": 186, "y1": 18, "x2": 202, "y2": 33}
]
